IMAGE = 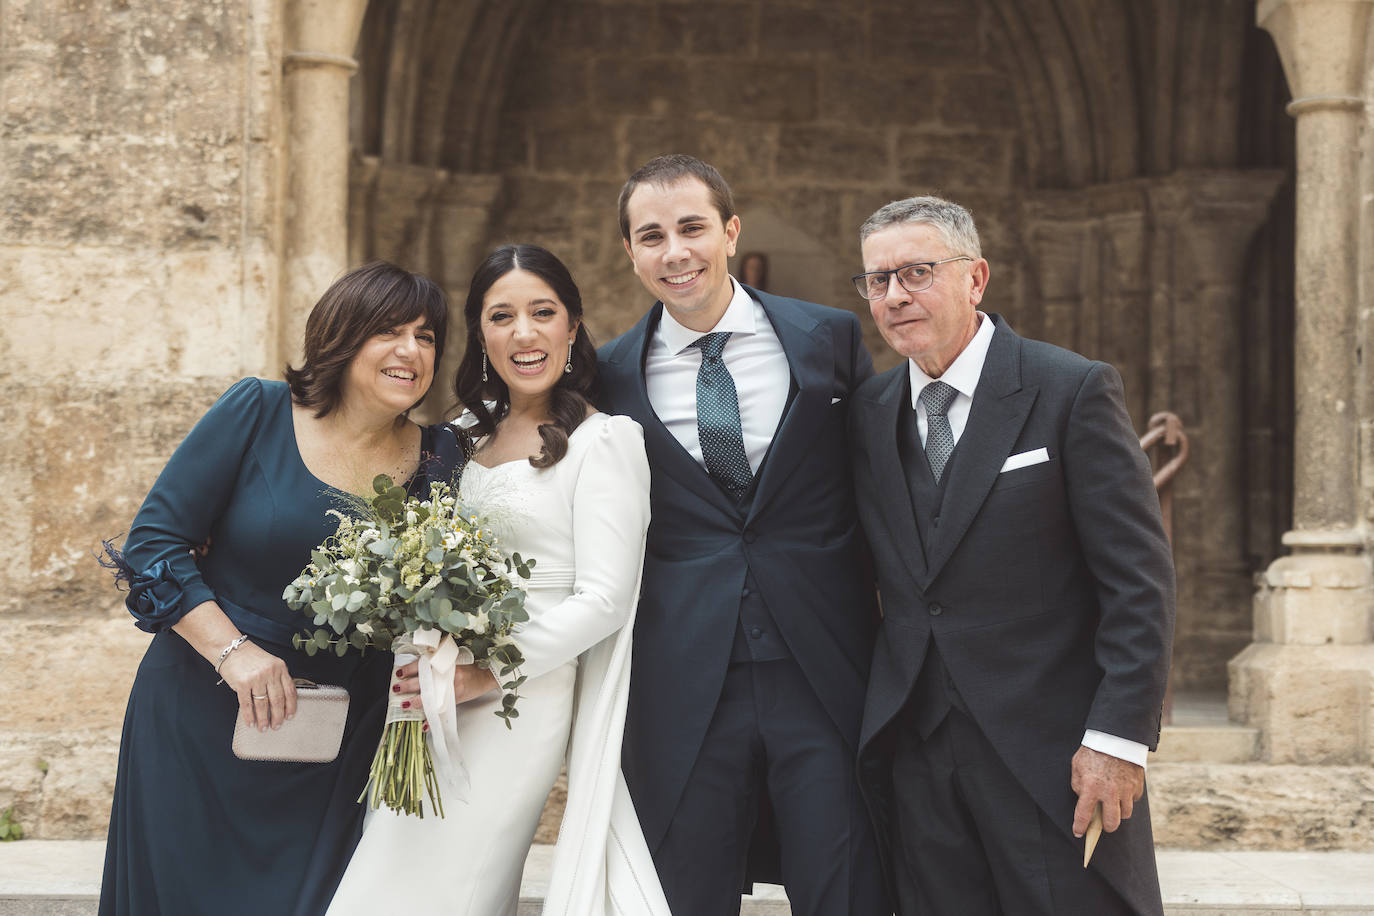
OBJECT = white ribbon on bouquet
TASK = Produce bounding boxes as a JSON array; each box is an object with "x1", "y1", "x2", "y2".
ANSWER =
[{"x1": 390, "y1": 627, "x2": 472, "y2": 803}]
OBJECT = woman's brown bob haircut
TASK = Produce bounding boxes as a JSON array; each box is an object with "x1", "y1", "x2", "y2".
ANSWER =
[{"x1": 285, "y1": 261, "x2": 449, "y2": 417}]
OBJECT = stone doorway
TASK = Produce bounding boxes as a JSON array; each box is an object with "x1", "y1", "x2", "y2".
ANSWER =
[{"x1": 340, "y1": 0, "x2": 1297, "y2": 696}]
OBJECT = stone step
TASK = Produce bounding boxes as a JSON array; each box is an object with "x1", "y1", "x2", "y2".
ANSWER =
[
  {"x1": 4, "y1": 842, "x2": 1374, "y2": 915},
  {"x1": 1154, "y1": 690, "x2": 1259, "y2": 764},
  {"x1": 1153, "y1": 724, "x2": 1260, "y2": 763}
]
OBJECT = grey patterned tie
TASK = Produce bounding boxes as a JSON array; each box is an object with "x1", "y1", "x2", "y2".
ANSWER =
[
  {"x1": 920, "y1": 380, "x2": 958, "y2": 483},
  {"x1": 689, "y1": 332, "x2": 754, "y2": 495}
]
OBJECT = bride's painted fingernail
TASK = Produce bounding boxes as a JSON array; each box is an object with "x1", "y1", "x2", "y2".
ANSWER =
[
  {"x1": 396, "y1": 668, "x2": 404, "y2": 677},
  {"x1": 401, "y1": 700, "x2": 411, "y2": 710},
  {"x1": 422, "y1": 721, "x2": 429, "y2": 732},
  {"x1": 392, "y1": 684, "x2": 401, "y2": 693}
]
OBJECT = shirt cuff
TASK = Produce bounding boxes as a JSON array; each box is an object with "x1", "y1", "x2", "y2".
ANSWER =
[{"x1": 1082, "y1": 729, "x2": 1149, "y2": 769}]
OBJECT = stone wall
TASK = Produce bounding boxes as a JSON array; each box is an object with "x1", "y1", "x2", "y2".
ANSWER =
[
  {"x1": 483, "y1": 0, "x2": 1026, "y2": 362},
  {"x1": 0, "y1": 0, "x2": 284, "y2": 836}
]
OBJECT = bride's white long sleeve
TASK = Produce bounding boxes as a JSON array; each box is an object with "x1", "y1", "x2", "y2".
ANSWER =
[{"x1": 504, "y1": 414, "x2": 651, "y2": 682}]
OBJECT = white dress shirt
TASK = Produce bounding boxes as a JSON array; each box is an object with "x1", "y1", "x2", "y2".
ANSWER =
[
  {"x1": 911, "y1": 312, "x2": 1149, "y2": 768},
  {"x1": 645, "y1": 278, "x2": 790, "y2": 475}
]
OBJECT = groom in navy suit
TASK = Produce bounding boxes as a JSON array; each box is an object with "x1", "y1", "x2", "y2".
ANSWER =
[{"x1": 598, "y1": 155, "x2": 888, "y2": 915}]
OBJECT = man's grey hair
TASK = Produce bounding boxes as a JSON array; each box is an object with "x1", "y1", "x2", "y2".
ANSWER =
[{"x1": 859, "y1": 196, "x2": 982, "y2": 259}]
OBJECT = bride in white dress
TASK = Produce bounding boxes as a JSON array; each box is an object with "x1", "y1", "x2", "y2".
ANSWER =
[{"x1": 327, "y1": 245, "x2": 671, "y2": 916}]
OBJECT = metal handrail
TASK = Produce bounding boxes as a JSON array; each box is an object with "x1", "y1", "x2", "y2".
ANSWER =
[{"x1": 1141, "y1": 411, "x2": 1188, "y2": 725}]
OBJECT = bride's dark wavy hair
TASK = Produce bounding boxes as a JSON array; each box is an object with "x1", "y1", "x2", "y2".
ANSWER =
[{"x1": 453, "y1": 245, "x2": 598, "y2": 468}]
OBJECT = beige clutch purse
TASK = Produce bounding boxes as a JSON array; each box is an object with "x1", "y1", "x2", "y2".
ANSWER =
[{"x1": 231, "y1": 679, "x2": 349, "y2": 763}]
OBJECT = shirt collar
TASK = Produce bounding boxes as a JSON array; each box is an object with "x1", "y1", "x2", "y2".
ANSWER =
[
  {"x1": 908, "y1": 311, "x2": 995, "y2": 409},
  {"x1": 657, "y1": 277, "x2": 757, "y2": 356}
]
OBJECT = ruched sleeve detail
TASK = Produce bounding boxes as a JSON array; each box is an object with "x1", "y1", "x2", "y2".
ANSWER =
[
  {"x1": 120, "y1": 377, "x2": 268, "y2": 631},
  {"x1": 512, "y1": 413, "x2": 651, "y2": 681}
]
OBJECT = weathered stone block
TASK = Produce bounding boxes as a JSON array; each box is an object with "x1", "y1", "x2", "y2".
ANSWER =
[
  {"x1": 864, "y1": 3, "x2": 982, "y2": 66},
  {"x1": 1149, "y1": 762, "x2": 1374, "y2": 849},
  {"x1": 0, "y1": 2, "x2": 240, "y2": 138},
  {"x1": 756, "y1": 186, "x2": 848, "y2": 253},
  {"x1": 532, "y1": 122, "x2": 620, "y2": 178},
  {"x1": 593, "y1": 59, "x2": 690, "y2": 117},
  {"x1": 818, "y1": 65, "x2": 939, "y2": 127},
  {"x1": 939, "y1": 70, "x2": 1022, "y2": 129},
  {"x1": 0, "y1": 620, "x2": 148, "y2": 735},
  {"x1": 1152, "y1": 723, "x2": 1259, "y2": 764},
  {"x1": 758, "y1": 6, "x2": 863, "y2": 58},
  {"x1": 1256, "y1": 555, "x2": 1373, "y2": 645},
  {"x1": 659, "y1": 3, "x2": 757, "y2": 55},
  {"x1": 495, "y1": 177, "x2": 581, "y2": 238},
  {"x1": 622, "y1": 117, "x2": 778, "y2": 186},
  {"x1": 690, "y1": 61, "x2": 818, "y2": 122},
  {"x1": 504, "y1": 56, "x2": 593, "y2": 115},
  {"x1": 1228, "y1": 643, "x2": 1374, "y2": 764},
  {"x1": 2, "y1": 135, "x2": 244, "y2": 248},
  {"x1": 896, "y1": 130, "x2": 1013, "y2": 190},
  {"x1": 777, "y1": 126, "x2": 888, "y2": 183},
  {"x1": 0, "y1": 374, "x2": 235, "y2": 619}
]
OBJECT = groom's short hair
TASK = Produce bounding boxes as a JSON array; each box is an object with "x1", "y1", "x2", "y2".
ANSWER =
[
  {"x1": 618, "y1": 154, "x2": 736, "y2": 241},
  {"x1": 860, "y1": 196, "x2": 983, "y2": 259}
]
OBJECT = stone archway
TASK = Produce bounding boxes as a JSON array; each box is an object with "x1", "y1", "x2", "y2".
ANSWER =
[
  {"x1": 980, "y1": 0, "x2": 1296, "y2": 692},
  {"x1": 333, "y1": 0, "x2": 1299, "y2": 692}
]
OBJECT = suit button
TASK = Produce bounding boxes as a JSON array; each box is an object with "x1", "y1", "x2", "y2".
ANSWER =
[
  {"x1": 741, "y1": 587, "x2": 751, "y2": 598},
  {"x1": 743, "y1": 530, "x2": 757, "y2": 544},
  {"x1": 928, "y1": 602, "x2": 943, "y2": 616},
  {"x1": 750, "y1": 627, "x2": 763, "y2": 639}
]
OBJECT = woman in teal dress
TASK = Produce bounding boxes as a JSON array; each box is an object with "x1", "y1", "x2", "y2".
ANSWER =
[{"x1": 98, "y1": 261, "x2": 461, "y2": 916}]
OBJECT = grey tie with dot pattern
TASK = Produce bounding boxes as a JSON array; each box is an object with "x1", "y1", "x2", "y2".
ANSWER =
[
  {"x1": 920, "y1": 380, "x2": 958, "y2": 484},
  {"x1": 689, "y1": 332, "x2": 754, "y2": 496}
]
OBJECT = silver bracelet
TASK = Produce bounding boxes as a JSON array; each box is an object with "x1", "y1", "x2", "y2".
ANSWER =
[{"x1": 214, "y1": 634, "x2": 250, "y2": 685}]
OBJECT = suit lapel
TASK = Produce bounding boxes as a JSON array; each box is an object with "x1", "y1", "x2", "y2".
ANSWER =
[
  {"x1": 604, "y1": 304, "x2": 741, "y2": 520},
  {"x1": 746, "y1": 292, "x2": 829, "y2": 524},
  {"x1": 921, "y1": 318, "x2": 1037, "y2": 587},
  {"x1": 862, "y1": 367, "x2": 928, "y2": 587}
]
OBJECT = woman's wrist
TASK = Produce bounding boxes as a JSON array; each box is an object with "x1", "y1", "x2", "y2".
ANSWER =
[{"x1": 214, "y1": 635, "x2": 251, "y2": 684}]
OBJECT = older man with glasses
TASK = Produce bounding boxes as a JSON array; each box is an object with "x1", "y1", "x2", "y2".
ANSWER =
[{"x1": 847, "y1": 196, "x2": 1175, "y2": 916}]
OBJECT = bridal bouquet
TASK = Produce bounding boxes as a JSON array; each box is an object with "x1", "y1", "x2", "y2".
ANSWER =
[{"x1": 283, "y1": 474, "x2": 533, "y2": 818}]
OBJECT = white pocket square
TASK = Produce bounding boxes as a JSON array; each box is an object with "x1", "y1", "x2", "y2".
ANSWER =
[
  {"x1": 830, "y1": 397, "x2": 842, "y2": 404},
  {"x1": 1001, "y1": 448, "x2": 1050, "y2": 473}
]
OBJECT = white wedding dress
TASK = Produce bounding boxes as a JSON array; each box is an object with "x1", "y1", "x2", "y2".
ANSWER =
[{"x1": 327, "y1": 413, "x2": 671, "y2": 916}]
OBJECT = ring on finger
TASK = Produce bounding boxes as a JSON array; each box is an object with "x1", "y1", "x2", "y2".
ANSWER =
[{"x1": 252, "y1": 693, "x2": 268, "y2": 700}]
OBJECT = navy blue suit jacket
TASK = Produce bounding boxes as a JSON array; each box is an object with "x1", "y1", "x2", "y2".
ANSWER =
[{"x1": 598, "y1": 287, "x2": 879, "y2": 862}]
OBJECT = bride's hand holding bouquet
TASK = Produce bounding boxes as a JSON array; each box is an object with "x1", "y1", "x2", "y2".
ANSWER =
[{"x1": 283, "y1": 473, "x2": 534, "y2": 818}]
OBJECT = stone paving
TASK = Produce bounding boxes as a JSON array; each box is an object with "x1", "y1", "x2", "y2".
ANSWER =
[{"x1": 3, "y1": 841, "x2": 1373, "y2": 915}]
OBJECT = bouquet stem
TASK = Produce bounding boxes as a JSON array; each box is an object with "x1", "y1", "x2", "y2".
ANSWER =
[
  {"x1": 361, "y1": 718, "x2": 444, "y2": 818},
  {"x1": 359, "y1": 642, "x2": 444, "y2": 818}
]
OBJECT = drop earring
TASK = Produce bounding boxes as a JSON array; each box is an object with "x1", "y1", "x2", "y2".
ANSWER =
[
  {"x1": 564, "y1": 342, "x2": 574, "y2": 374},
  {"x1": 481, "y1": 350, "x2": 488, "y2": 383}
]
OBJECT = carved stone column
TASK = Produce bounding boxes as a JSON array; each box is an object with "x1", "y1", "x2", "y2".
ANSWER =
[
  {"x1": 281, "y1": 0, "x2": 369, "y2": 367},
  {"x1": 1229, "y1": 0, "x2": 1374, "y2": 764}
]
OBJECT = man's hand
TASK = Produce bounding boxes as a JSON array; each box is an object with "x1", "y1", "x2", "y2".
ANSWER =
[{"x1": 1070, "y1": 745, "x2": 1144, "y2": 837}]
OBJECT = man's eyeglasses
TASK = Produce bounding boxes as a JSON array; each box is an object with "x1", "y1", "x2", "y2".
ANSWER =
[{"x1": 852, "y1": 256, "x2": 973, "y2": 300}]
